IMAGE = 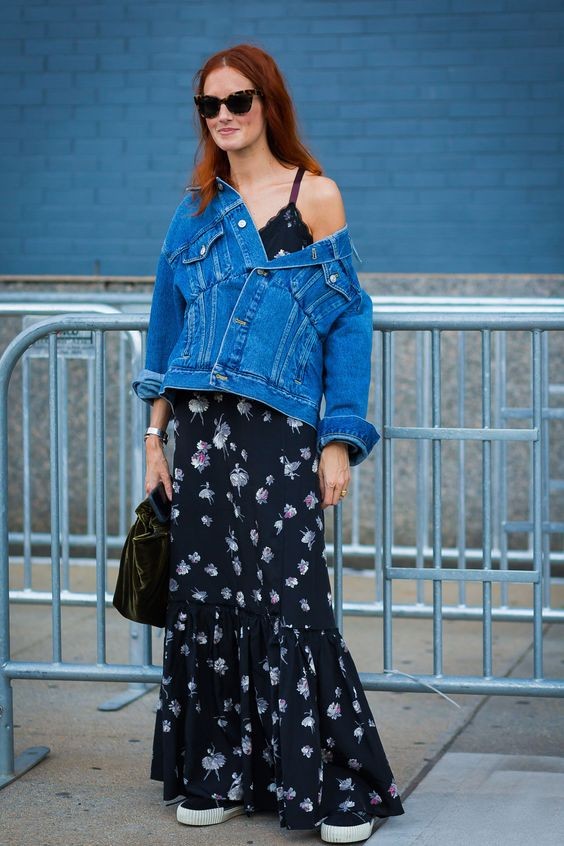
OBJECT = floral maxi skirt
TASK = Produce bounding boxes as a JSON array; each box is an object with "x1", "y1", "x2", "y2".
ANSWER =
[{"x1": 150, "y1": 389, "x2": 405, "y2": 830}]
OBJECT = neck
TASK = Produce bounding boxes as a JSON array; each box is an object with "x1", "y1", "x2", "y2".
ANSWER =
[{"x1": 227, "y1": 144, "x2": 288, "y2": 195}]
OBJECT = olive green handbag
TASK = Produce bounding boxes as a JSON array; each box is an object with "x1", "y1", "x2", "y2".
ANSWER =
[{"x1": 112, "y1": 498, "x2": 169, "y2": 628}]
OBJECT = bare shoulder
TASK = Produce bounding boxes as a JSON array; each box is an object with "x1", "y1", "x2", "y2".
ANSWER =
[{"x1": 300, "y1": 173, "x2": 347, "y2": 241}]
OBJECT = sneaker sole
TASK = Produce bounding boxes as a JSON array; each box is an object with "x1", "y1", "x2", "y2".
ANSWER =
[
  {"x1": 176, "y1": 803, "x2": 245, "y2": 826},
  {"x1": 320, "y1": 816, "x2": 376, "y2": 844}
]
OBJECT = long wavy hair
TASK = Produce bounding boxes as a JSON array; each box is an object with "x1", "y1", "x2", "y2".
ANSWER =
[{"x1": 190, "y1": 44, "x2": 322, "y2": 214}]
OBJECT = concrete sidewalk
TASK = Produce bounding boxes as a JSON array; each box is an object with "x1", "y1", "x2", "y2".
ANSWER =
[{"x1": 1, "y1": 564, "x2": 563, "y2": 846}]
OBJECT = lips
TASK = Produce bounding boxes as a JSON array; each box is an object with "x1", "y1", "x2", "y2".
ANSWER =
[{"x1": 218, "y1": 128, "x2": 238, "y2": 135}]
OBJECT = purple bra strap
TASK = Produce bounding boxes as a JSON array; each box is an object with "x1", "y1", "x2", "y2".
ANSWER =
[{"x1": 289, "y1": 167, "x2": 305, "y2": 205}]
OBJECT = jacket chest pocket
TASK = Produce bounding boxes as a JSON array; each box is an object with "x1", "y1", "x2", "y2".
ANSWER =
[
  {"x1": 179, "y1": 221, "x2": 232, "y2": 296},
  {"x1": 291, "y1": 259, "x2": 359, "y2": 326}
]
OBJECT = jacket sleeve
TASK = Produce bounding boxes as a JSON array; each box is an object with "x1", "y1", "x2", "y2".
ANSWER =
[
  {"x1": 316, "y1": 287, "x2": 380, "y2": 466},
  {"x1": 131, "y1": 249, "x2": 184, "y2": 404}
]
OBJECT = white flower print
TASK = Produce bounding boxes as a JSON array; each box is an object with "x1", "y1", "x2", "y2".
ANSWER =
[
  {"x1": 284, "y1": 786, "x2": 296, "y2": 801},
  {"x1": 354, "y1": 724, "x2": 364, "y2": 743},
  {"x1": 262, "y1": 410, "x2": 272, "y2": 422},
  {"x1": 233, "y1": 557, "x2": 242, "y2": 575},
  {"x1": 269, "y1": 666, "x2": 280, "y2": 685},
  {"x1": 250, "y1": 525, "x2": 259, "y2": 545},
  {"x1": 199, "y1": 481, "x2": 215, "y2": 503},
  {"x1": 228, "y1": 774, "x2": 243, "y2": 801},
  {"x1": 251, "y1": 588, "x2": 262, "y2": 603},
  {"x1": 213, "y1": 625, "x2": 223, "y2": 643},
  {"x1": 176, "y1": 560, "x2": 191, "y2": 575},
  {"x1": 236, "y1": 591, "x2": 245, "y2": 607},
  {"x1": 299, "y1": 598, "x2": 310, "y2": 612},
  {"x1": 274, "y1": 518, "x2": 283, "y2": 534},
  {"x1": 300, "y1": 528, "x2": 316, "y2": 550},
  {"x1": 221, "y1": 587, "x2": 232, "y2": 600},
  {"x1": 169, "y1": 699, "x2": 181, "y2": 717},
  {"x1": 283, "y1": 503, "x2": 297, "y2": 519},
  {"x1": 300, "y1": 446, "x2": 311, "y2": 459},
  {"x1": 256, "y1": 568, "x2": 263, "y2": 584},
  {"x1": 174, "y1": 618, "x2": 185, "y2": 631},
  {"x1": 237, "y1": 397, "x2": 253, "y2": 419},
  {"x1": 213, "y1": 392, "x2": 224, "y2": 402},
  {"x1": 300, "y1": 798, "x2": 313, "y2": 812},
  {"x1": 191, "y1": 587, "x2": 208, "y2": 602},
  {"x1": 224, "y1": 698, "x2": 233, "y2": 712},
  {"x1": 369, "y1": 790, "x2": 383, "y2": 805},
  {"x1": 338, "y1": 655, "x2": 347, "y2": 676},
  {"x1": 202, "y1": 746, "x2": 226, "y2": 780},
  {"x1": 269, "y1": 589, "x2": 279, "y2": 605},
  {"x1": 280, "y1": 454, "x2": 301, "y2": 479},
  {"x1": 187, "y1": 679, "x2": 197, "y2": 696},
  {"x1": 301, "y1": 710, "x2": 315, "y2": 732},
  {"x1": 188, "y1": 551, "x2": 201, "y2": 564},
  {"x1": 265, "y1": 474, "x2": 274, "y2": 485},
  {"x1": 286, "y1": 416, "x2": 303, "y2": 432},
  {"x1": 162, "y1": 719, "x2": 172, "y2": 733},
  {"x1": 241, "y1": 448, "x2": 248, "y2": 461},
  {"x1": 296, "y1": 675, "x2": 310, "y2": 698},
  {"x1": 172, "y1": 480, "x2": 180, "y2": 494},
  {"x1": 169, "y1": 578, "x2": 179, "y2": 592},
  {"x1": 196, "y1": 631, "x2": 207, "y2": 644},
  {"x1": 348, "y1": 758, "x2": 362, "y2": 771},
  {"x1": 321, "y1": 748, "x2": 334, "y2": 763},
  {"x1": 229, "y1": 441, "x2": 237, "y2": 451},
  {"x1": 201, "y1": 514, "x2": 213, "y2": 526},
  {"x1": 326, "y1": 737, "x2": 335, "y2": 748},
  {"x1": 170, "y1": 505, "x2": 180, "y2": 523},
  {"x1": 335, "y1": 686, "x2": 342, "y2": 698},
  {"x1": 230, "y1": 463, "x2": 249, "y2": 495},
  {"x1": 327, "y1": 702, "x2": 342, "y2": 720},
  {"x1": 174, "y1": 468, "x2": 184, "y2": 481},
  {"x1": 261, "y1": 546, "x2": 274, "y2": 563},
  {"x1": 241, "y1": 675, "x2": 249, "y2": 692},
  {"x1": 301, "y1": 745, "x2": 314, "y2": 758},
  {"x1": 256, "y1": 697, "x2": 268, "y2": 714},
  {"x1": 188, "y1": 394, "x2": 209, "y2": 422},
  {"x1": 304, "y1": 491, "x2": 318, "y2": 509},
  {"x1": 338, "y1": 798, "x2": 355, "y2": 812},
  {"x1": 180, "y1": 643, "x2": 190, "y2": 656},
  {"x1": 352, "y1": 699, "x2": 362, "y2": 714},
  {"x1": 255, "y1": 487, "x2": 269, "y2": 504},
  {"x1": 191, "y1": 442, "x2": 211, "y2": 472},
  {"x1": 204, "y1": 562, "x2": 218, "y2": 576},
  {"x1": 338, "y1": 778, "x2": 354, "y2": 791},
  {"x1": 388, "y1": 781, "x2": 399, "y2": 798},
  {"x1": 297, "y1": 559, "x2": 309, "y2": 575},
  {"x1": 212, "y1": 415, "x2": 231, "y2": 453},
  {"x1": 212, "y1": 658, "x2": 228, "y2": 676},
  {"x1": 312, "y1": 457, "x2": 319, "y2": 472},
  {"x1": 315, "y1": 515, "x2": 323, "y2": 530},
  {"x1": 278, "y1": 698, "x2": 287, "y2": 713},
  {"x1": 285, "y1": 576, "x2": 298, "y2": 588}
]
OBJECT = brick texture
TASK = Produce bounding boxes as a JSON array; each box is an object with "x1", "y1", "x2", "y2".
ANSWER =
[{"x1": 1, "y1": 0, "x2": 563, "y2": 274}]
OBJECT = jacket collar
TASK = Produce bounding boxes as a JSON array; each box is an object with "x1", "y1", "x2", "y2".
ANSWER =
[{"x1": 214, "y1": 176, "x2": 353, "y2": 268}]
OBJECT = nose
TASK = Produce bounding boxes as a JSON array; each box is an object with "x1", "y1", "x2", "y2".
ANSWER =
[{"x1": 217, "y1": 103, "x2": 232, "y2": 120}]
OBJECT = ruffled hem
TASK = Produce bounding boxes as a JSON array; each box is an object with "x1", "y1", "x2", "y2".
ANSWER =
[{"x1": 150, "y1": 601, "x2": 404, "y2": 830}]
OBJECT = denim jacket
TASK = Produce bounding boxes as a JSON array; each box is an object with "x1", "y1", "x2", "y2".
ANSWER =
[{"x1": 132, "y1": 177, "x2": 380, "y2": 466}]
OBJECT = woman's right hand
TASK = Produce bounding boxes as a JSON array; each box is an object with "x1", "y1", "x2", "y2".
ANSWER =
[{"x1": 145, "y1": 439, "x2": 173, "y2": 500}]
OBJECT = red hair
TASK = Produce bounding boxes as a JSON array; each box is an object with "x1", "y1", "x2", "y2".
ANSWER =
[{"x1": 189, "y1": 44, "x2": 323, "y2": 214}]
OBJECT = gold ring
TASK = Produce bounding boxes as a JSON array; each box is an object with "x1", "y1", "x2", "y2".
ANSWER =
[{"x1": 340, "y1": 489, "x2": 348, "y2": 496}]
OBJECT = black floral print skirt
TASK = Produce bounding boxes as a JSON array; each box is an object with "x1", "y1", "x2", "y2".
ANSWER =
[{"x1": 150, "y1": 389, "x2": 404, "y2": 830}]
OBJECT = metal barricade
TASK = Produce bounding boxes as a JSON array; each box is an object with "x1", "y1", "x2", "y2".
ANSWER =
[{"x1": 1, "y1": 309, "x2": 563, "y2": 791}]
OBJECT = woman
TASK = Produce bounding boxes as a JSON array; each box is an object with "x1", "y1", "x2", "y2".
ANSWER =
[{"x1": 133, "y1": 44, "x2": 404, "y2": 844}]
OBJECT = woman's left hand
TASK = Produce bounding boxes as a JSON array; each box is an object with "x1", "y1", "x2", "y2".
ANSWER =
[{"x1": 318, "y1": 442, "x2": 351, "y2": 509}]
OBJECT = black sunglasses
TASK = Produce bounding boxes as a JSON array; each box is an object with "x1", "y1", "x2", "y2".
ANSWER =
[{"x1": 194, "y1": 89, "x2": 263, "y2": 119}]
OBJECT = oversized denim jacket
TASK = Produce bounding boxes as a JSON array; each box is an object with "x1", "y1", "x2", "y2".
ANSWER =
[{"x1": 132, "y1": 177, "x2": 380, "y2": 466}]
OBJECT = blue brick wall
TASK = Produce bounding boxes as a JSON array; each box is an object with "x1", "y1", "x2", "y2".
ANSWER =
[{"x1": 1, "y1": 0, "x2": 563, "y2": 274}]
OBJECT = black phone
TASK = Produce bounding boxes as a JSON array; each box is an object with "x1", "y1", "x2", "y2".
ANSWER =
[{"x1": 147, "y1": 480, "x2": 172, "y2": 523}]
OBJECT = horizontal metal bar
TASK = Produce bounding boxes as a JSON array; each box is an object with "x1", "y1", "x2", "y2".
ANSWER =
[
  {"x1": 4, "y1": 661, "x2": 162, "y2": 683},
  {"x1": 387, "y1": 567, "x2": 539, "y2": 583},
  {"x1": 9, "y1": 591, "x2": 115, "y2": 606},
  {"x1": 504, "y1": 520, "x2": 564, "y2": 533},
  {"x1": 385, "y1": 425, "x2": 537, "y2": 442},
  {"x1": 359, "y1": 673, "x2": 564, "y2": 697},
  {"x1": 342, "y1": 601, "x2": 564, "y2": 623},
  {"x1": 373, "y1": 313, "x2": 564, "y2": 330}
]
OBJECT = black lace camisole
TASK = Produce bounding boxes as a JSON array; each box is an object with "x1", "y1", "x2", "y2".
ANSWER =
[{"x1": 258, "y1": 167, "x2": 313, "y2": 260}]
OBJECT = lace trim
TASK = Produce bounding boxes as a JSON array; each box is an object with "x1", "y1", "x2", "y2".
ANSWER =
[{"x1": 258, "y1": 201, "x2": 313, "y2": 241}]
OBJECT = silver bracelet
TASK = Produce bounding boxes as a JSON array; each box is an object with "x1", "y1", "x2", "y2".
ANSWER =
[{"x1": 144, "y1": 426, "x2": 168, "y2": 445}]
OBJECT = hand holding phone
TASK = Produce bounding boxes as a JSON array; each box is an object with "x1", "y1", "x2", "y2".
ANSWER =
[{"x1": 147, "y1": 480, "x2": 172, "y2": 523}]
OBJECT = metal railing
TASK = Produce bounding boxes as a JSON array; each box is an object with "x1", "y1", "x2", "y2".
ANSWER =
[{"x1": 1, "y1": 309, "x2": 563, "y2": 790}]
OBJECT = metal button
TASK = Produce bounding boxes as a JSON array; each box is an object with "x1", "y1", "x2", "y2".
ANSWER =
[
  {"x1": 238, "y1": 219, "x2": 247, "y2": 228},
  {"x1": 329, "y1": 273, "x2": 338, "y2": 282},
  {"x1": 218, "y1": 183, "x2": 223, "y2": 190},
  {"x1": 257, "y1": 268, "x2": 268, "y2": 276},
  {"x1": 200, "y1": 245, "x2": 206, "y2": 256}
]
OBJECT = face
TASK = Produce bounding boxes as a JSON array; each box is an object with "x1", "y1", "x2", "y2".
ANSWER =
[{"x1": 201, "y1": 66, "x2": 267, "y2": 155}]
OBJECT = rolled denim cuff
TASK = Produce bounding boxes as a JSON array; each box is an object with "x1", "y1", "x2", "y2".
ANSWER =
[
  {"x1": 317, "y1": 414, "x2": 380, "y2": 467},
  {"x1": 131, "y1": 368, "x2": 165, "y2": 404}
]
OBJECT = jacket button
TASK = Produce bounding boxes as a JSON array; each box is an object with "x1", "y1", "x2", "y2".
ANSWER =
[
  {"x1": 200, "y1": 245, "x2": 206, "y2": 256},
  {"x1": 329, "y1": 273, "x2": 338, "y2": 282},
  {"x1": 238, "y1": 219, "x2": 247, "y2": 228},
  {"x1": 218, "y1": 183, "x2": 223, "y2": 190}
]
